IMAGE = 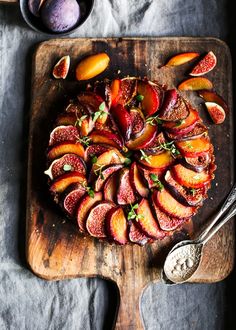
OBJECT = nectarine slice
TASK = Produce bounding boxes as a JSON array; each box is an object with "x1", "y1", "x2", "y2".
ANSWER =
[
  {"x1": 176, "y1": 136, "x2": 210, "y2": 157},
  {"x1": 47, "y1": 142, "x2": 85, "y2": 160},
  {"x1": 111, "y1": 104, "x2": 132, "y2": 140},
  {"x1": 198, "y1": 90, "x2": 229, "y2": 113},
  {"x1": 50, "y1": 171, "x2": 86, "y2": 194},
  {"x1": 172, "y1": 164, "x2": 212, "y2": 188},
  {"x1": 139, "y1": 151, "x2": 174, "y2": 169},
  {"x1": 125, "y1": 123, "x2": 157, "y2": 150},
  {"x1": 137, "y1": 80, "x2": 162, "y2": 116},
  {"x1": 106, "y1": 207, "x2": 128, "y2": 245},
  {"x1": 164, "y1": 52, "x2": 200, "y2": 67},
  {"x1": 89, "y1": 130, "x2": 123, "y2": 148},
  {"x1": 94, "y1": 164, "x2": 123, "y2": 192},
  {"x1": 163, "y1": 108, "x2": 200, "y2": 133},
  {"x1": 178, "y1": 77, "x2": 213, "y2": 91},
  {"x1": 129, "y1": 162, "x2": 149, "y2": 198},
  {"x1": 76, "y1": 53, "x2": 110, "y2": 81}
]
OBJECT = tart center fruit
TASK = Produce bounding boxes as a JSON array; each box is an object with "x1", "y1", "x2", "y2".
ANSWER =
[{"x1": 45, "y1": 77, "x2": 216, "y2": 245}]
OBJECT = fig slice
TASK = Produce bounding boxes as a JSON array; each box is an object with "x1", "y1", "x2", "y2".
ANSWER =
[
  {"x1": 44, "y1": 154, "x2": 86, "y2": 180},
  {"x1": 115, "y1": 77, "x2": 138, "y2": 106},
  {"x1": 135, "y1": 198, "x2": 166, "y2": 239},
  {"x1": 77, "y1": 192, "x2": 103, "y2": 232},
  {"x1": 158, "y1": 94, "x2": 190, "y2": 122},
  {"x1": 178, "y1": 77, "x2": 213, "y2": 91},
  {"x1": 60, "y1": 182, "x2": 86, "y2": 217},
  {"x1": 52, "y1": 55, "x2": 70, "y2": 79},
  {"x1": 154, "y1": 188, "x2": 196, "y2": 219},
  {"x1": 182, "y1": 153, "x2": 211, "y2": 173},
  {"x1": 128, "y1": 221, "x2": 151, "y2": 245},
  {"x1": 130, "y1": 107, "x2": 145, "y2": 138},
  {"x1": 86, "y1": 201, "x2": 115, "y2": 238},
  {"x1": 137, "y1": 80, "x2": 163, "y2": 116},
  {"x1": 129, "y1": 162, "x2": 149, "y2": 198},
  {"x1": 166, "y1": 122, "x2": 208, "y2": 141},
  {"x1": 103, "y1": 171, "x2": 120, "y2": 202},
  {"x1": 47, "y1": 142, "x2": 85, "y2": 161},
  {"x1": 117, "y1": 168, "x2": 136, "y2": 205},
  {"x1": 50, "y1": 171, "x2": 86, "y2": 195},
  {"x1": 110, "y1": 104, "x2": 132, "y2": 140},
  {"x1": 190, "y1": 51, "x2": 217, "y2": 76},
  {"x1": 163, "y1": 108, "x2": 200, "y2": 134},
  {"x1": 198, "y1": 90, "x2": 229, "y2": 113},
  {"x1": 151, "y1": 192, "x2": 186, "y2": 231},
  {"x1": 125, "y1": 123, "x2": 157, "y2": 150},
  {"x1": 176, "y1": 136, "x2": 210, "y2": 157},
  {"x1": 93, "y1": 164, "x2": 124, "y2": 192},
  {"x1": 75, "y1": 53, "x2": 110, "y2": 81},
  {"x1": 164, "y1": 52, "x2": 200, "y2": 67},
  {"x1": 56, "y1": 113, "x2": 77, "y2": 126},
  {"x1": 164, "y1": 170, "x2": 204, "y2": 206},
  {"x1": 139, "y1": 151, "x2": 175, "y2": 169},
  {"x1": 49, "y1": 125, "x2": 79, "y2": 146},
  {"x1": 106, "y1": 207, "x2": 128, "y2": 245},
  {"x1": 89, "y1": 130, "x2": 124, "y2": 149},
  {"x1": 172, "y1": 164, "x2": 212, "y2": 188},
  {"x1": 205, "y1": 102, "x2": 226, "y2": 124}
]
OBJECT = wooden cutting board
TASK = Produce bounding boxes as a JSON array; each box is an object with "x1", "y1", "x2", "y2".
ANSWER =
[{"x1": 26, "y1": 38, "x2": 234, "y2": 329}]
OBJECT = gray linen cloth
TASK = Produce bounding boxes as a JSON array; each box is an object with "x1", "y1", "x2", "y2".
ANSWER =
[{"x1": 0, "y1": 1, "x2": 232, "y2": 329}]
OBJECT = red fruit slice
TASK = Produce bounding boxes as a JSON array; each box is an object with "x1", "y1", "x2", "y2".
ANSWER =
[
  {"x1": 111, "y1": 104, "x2": 132, "y2": 140},
  {"x1": 50, "y1": 172, "x2": 86, "y2": 194},
  {"x1": 93, "y1": 81, "x2": 112, "y2": 108},
  {"x1": 182, "y1": 153, "x2": 211, "y2": 173},
  {"x1": 190, "y1": 51, "x2": 217, "y2": 76},
  {"x1": 158, "y1": 89, "x2": 178, "y2": 119},
  {"x1": 205, "y1": 102, "x2": 226, "y2": 124},
  {"x1": 56, "y1": 113, "x2": 77, "y2": 126},
  {"x1": 166, "y1": 123, "x2": 208, "y2": 141},
  {"x1": 85, "y1": 144, "x2": 110, "y2": 162},
  {"x1": 129, "y1": 162, "x2": 149, "y2": 198},
  {"x1": 49, "y1": 125, "x2": 79, "y2": 146},
  {"x1": 44, "y1": 154, "x2": 86, "y2": 180},
  {"x1": 154, "y1": 188, "x2": 196, "y2": 219},
  {"x1": 137, "y1": 80, "x2": 163, "y2": 116},
  {"x1": 137, "y1": 164, "x2": 166, "y2": 189},
  {"x1": 130, "y1": 107, "x2": 145, "y2": 138},
  {"x1": 77, "y1": 192, "x2": 103, "y2": 232},
  {"x1": 143, "y1": 132, "x2": 166, "y2": 155},
  {"x1": 117, "y1": 168, "x2": 136, "y2": 205},
  {"x1": 172, "y1": 164, "x2": 212, "y2": 188},
  {"x1": 110, "y1": 79, "x2": 121, "y2": 105},
  {"x1": 159, "y1": 94, "x2": 190, "y2": 122},
  {"x1": 164, "y1": 52, "x2": 200, "y2": 67},
  {"x1": 47, "y1": 142, "x2": 85, "y2": 161},
  {"x1": 53, "y1": 55, "x2": 70, "y2": 79},
  {"x1": 94, "y1": 164, "x2": 123, "y2": 192},
  {"x1": 125, "y1": 123, "x2": 157, "y2": 150},
  {"x1": 89, "y1": 130, "x2": 124, "y2": 149},
  {"x1": 139, "y1": 151, "x2": 174, "y2": 169},
  {"x1": 135, "y1": 198, "x2": 166, "y2": 239},
  {"x1": 178, "y1": 77, "x2": 213, "y2": 91},
  {"x1": 115, "y1": 77, "x2": 137, "y2": 106},
  {"x1": 164, "y1": 170, "x2": 204, "y2": 206},
  {"x1": 128, "y1": 222, "x2": 151, "y2": 245},
  {"x1": 86, "y1": 201, "x2": 115, "y2": 238},
  {"x1": 106, "y1": 207, "x2": 128, "y2": 245},
  {"x1": 176, "y1": 136, "x2": 210, "y2": 157},
  {"x1": 163, "y1": 108, "x2": 200, "y2": 134},
  {"x1": 61, "y1": 183, "x2": 86, "y2": 217},
  {"x1": 198, "y1": 90, "x2": 229, "y2": 113},
  {"x1": 151, "y1": 192, "x2": 186, "y2": 231},
  {"x1": 103, "y1": 171, "x2": 119, "y2": 202}
]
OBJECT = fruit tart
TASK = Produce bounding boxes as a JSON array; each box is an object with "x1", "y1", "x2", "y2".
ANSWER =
[{"x1": 44, "y1": 77, "x2": 216, "y2": 245}]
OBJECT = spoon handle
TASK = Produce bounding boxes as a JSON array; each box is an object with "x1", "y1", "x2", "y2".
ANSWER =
[
  {"x1": 197, "y1": 182, "x2": 236, "y2": 242},
  {"x1": 201, "y1": 201, "x2": 236, "y2": 245}
]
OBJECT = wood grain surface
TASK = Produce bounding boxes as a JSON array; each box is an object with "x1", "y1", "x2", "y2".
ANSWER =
[{"x1": 26, "y1": 38, "x2": 234, "y2": 329}]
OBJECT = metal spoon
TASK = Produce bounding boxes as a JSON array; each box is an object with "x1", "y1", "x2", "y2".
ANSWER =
[{"x1": 161, "y1": 183, "x2": 236, "y2": 285}]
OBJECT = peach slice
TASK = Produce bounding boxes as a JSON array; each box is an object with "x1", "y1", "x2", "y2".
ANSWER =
[
  {"x1": 110, "y1": 79, "x2": 122, "y2": 105},
  {"x1": 137, "y1": 80, "x2": 162, "y2": 116},
  {"x1": 49, "y1": 125, "x2": 79, "y2": 146},
  {"x1": 176, "y1": 137, "x2": 210, "y2": 157},
  {"x1": 61, "y1": 182, "x2": 86, "y2": 217},
  {"x1": 50, "y1": 171, "x2": 86, "y2": 194},
  {"x1": 172, "y1": 164, "x2": 212, "y2": 188},
  {"x1": 77, "y1": 192, "x2": 103, "y2": 232},
  {"x1": 53, "y1": 55, "x2": 70, "y2": 79},
  {"x1": 106, "y1": 207, "x2": 128, "y2": 245},
  {"x1": 89, "y1": 130, "x2": 124, "y2": 149},
  {"x1": 198, "y1": 90, "x2": 229, "y2": 113},
  {"x1": 75, "y1": 53, "x2": 110, "y2": 81},
  {"x1": 47, "y1": 142, "x2": 85, "y2": 161},
  {"x1": 117, "y1": 168, "x2": 136, "y2": 205},
  {"x1": 128, "y1": 222, "x2": 152, "y2": 245},
  {"x1": 125, "y1": 123, "x2": 157, "y2": 150},
  {"x1": 139, "y1": 151, "x2": 174, "y2": 169},
  {"x1": 93, "y1": 149, "x2": 126, "y2": 168},
  {"x1": 178, "y1": 77, "x2": 213, "y2": 91},
  {"x1": 205, "y1": 102, "x2": 226, "y2": 124},
  {"x1": 135, "y1": 198, "x2": 166, "y2": 239},
  {"x1": 86, "y1": 201, "x2": 115, "y2": 238},
  {"x1": 164, "y1": 52, "x2": 200, "y2": 67},
  {"x1": 94, "y1": 164, "x2": 123, "y2": 192},
  {"x1": 129, "y1": 162, "x2": 149, "y2": 198}
]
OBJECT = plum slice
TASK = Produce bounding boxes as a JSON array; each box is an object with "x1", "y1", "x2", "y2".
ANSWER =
[
  {"x1": 154, "y1": 188, "x2": 196, "y2": 219},
  {"x1": 129, "y1": 162, "x2": 149, "y2": 198},
  {"x1": 163, "y1": 108, "x2": 200, "y2": 134},
  {"x1": 151, "y1": 192, "x2": 186, "y2": 231},
  {"x1": 128, "y1": 222, "x2": 151, "y2": 245},
  {"x1": 172, "y1": 164, "x2": 212, "y2": 188},
  {"x1": 137, "y1": 80, "x2": 163, "y2": 116},
  {"x1": 158, "y1": 89, "x2": 178, "y2": 119},
  {"x1": 137, "y1": 164, "x2": 166, "y2": 189},
  {"x1": 86, "y1": 201, "x2": 115, "y2": 238},
  {"x1": 85, "y1": 144, "x2": 111, "y2": 162},
  {"x1": 111, "y1": 104, "x2": 132, "y2": 140},
  {"x1": 47, "y1": 142, "x2": 85, "y2": 161},
  {"x1": 77, "y1": 192, "x2": 103, "y2": 232},
  {"x1": 164, "y1": 170, "x2": 205, "y2": 206},
  {"x1": 143, "y1": 132, "x2": 166, "y2": 155},
  {"x1": 106, "y1": 207, "x2": 128, "y2": 245},
  {"x1": 135, "y1": 198, "x2": 166, "y2": 239},
  {"x1": 61, "y1": 182, "x2": 86, "y2": 217},
  {"x1": 158, "y1": 94, "x2": 190, "y2": 122},
  {"x1": 125, "y1": 123, "x2": 157, "y2": 150},
  {"x1": 89, "y1": 130, "x2": 124, "y2": 149},
  {"x1": 182, "y1": 153, "x2": 211, "y2": 173},
  {"x1": 176, "y1": 136, "x2": 211, "y2": 157},
  {"x1": 93, "y1": 81, "x2": 112, "y2": 108},
  {"x1": 49, "y1": 125, "x2": 79, "y2": 146},
  {"x1": 117, "y1": 168, "x2": 136, "y2": 205},
  {"x1": 94, "y1": 164, "x2": 123, "y2": 192},
  {"x1": 103, "y1": 171, "x2": 120, "y2": 202},
  {"x1": 50, "y1": 171, "x2": 86, "y2": 195},
  {"x1": 166, "y1": 123, "x2": 208, "y2": 141},
  {"x1": 139, "y1": 151, "x2": 175, "y2": 169},
  {"x1": 44, "y1": 154, "x2": 86, "y2": 180}
]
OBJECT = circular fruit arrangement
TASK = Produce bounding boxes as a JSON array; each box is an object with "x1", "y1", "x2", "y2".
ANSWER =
[{"x1": 44, "y1": 77, "x2": 216, "y2": 245}]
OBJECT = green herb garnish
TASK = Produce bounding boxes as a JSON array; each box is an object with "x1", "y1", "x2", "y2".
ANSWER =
[
  {"x1": 94, "y1": 163, "x2": 105, "y2": 180},
  {"x1": 81, "y1": 181, "x2": 95, "y2": 198},
  {"x1": 150, "y1": 173, "x2": 164, "y2": 191},
  {"x1": 77, "y1": 136, "x2": 91, "y2": 147},
  {"x1": 151, "y1": 141, "x2": 180, "y2": 158},
  {"x1": 91, "y1": 155, "x2": 98, "y2": 164},
  {"x1": 140, "y1": 150, "x2": 151, "y2": 164},
  {"x1": 189, "y1": 188, "x2": 196, "y2": 196},
  {"x1": 75, "y1": 115, "x2": 88, "y2": 127},
  {"x1": 124, "y1": 158, "x2": 132, "y2": 166},
  {"x1": 146, "y1": 115, "x2": 163, "y2": 126},
  {"x1": 92, "y1": 102, "x2": 107, "y2": 122},
  {"x1": 175, "y1": 119, "x2": 185, "y2": 127},
  {"x1": 127, "y1": 203, "x2": 144, "y2": 222},
  {"x1": 136, "y1": 94, "x2": 144, "y2": 102}
]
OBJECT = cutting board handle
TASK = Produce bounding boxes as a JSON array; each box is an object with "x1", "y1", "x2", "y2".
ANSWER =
[{"x1": 114, "y1": 278, "x2": 144, "y2": 330}]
